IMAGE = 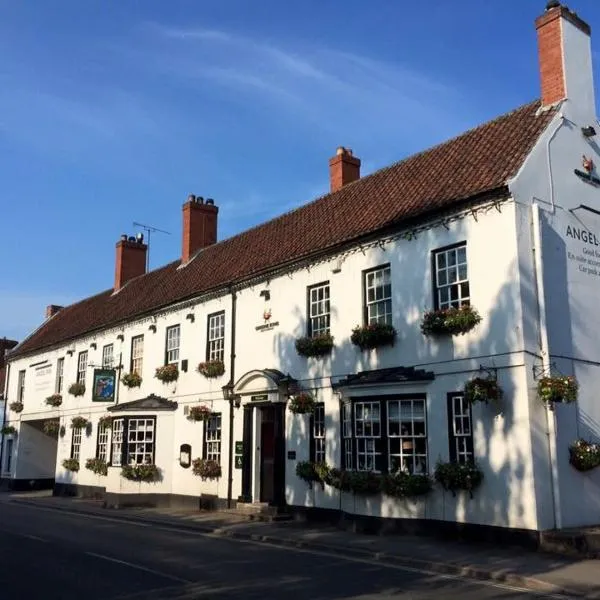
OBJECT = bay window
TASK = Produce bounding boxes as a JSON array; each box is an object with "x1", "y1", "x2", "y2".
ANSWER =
[{"x1": 110, "y1": 417, "x2": 156, "y2": 466}]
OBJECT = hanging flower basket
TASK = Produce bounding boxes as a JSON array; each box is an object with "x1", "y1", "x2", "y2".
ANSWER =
[
  {"x1": 192, "y1": 458, "x2": 222, "y2": 480},
  {"x1": 62, "y1": 458, "x2": 80, "y2": 472},
  {"x1": 43, "y1": 421, "x2": 60, "y2": 436},
  {"x1": 537, "y1": 376, "x2": 578, "y2": 405},
  {"x1": 381, "y1": 472, "x2": 433, "y2": 498},
  {"x1": 9, "y1": 401, "x2": 23, "y2": 414},
  {"x1": 421, "y1": 305, "x2": 482, "y2": 337},
  {"x1": 569, "y1": 439, "x2": 600, "y2": 472},
  {"x1": 45, "y1": 394, "x2": 63, "y2": 407},
  {"x1": 0, "y1": 425, "x2": 17, "y2": 436},
  {"x1": 85, "y1": 458, "x2": 108, "y2": 476},
  {"x1": 295, "y1": 333, "x2": 334, "y2": 358},
  {"x1": 327, "y1": 469, "x2": 382, "y2": 495},
  {"x1": 121, "y1": 463, "x2": 160, "y2": 482},
  {"x1": 288, "y1": 392, "x2": 316, "y2": 414},
  {"x1": 155, "y1": 364, "x2": 179, "y2": 383},
  {"x1": 98, "y1": 415, "x2": 113, "y2": 429},
  {"x1": 68, "y1": 382, "x2": 86, "y2": 397},
  {"x1": 296, "y1": 461, "x2": 331, "y2": 488},
  {"x1": 464, "y1": 377, "x2": 503, "y2": 405},
  {"x1": 121, "y1": 372, "x2": 142, "y2": 388},
  {"x1": 188, "y1": 405, "x2": 212, "y2": 422},
  {"x1": 71, "y1": 416, "x2": 89, "y2": 429},
  {"x1": 350, "y1": 323, "x2": 397, "y2": 351},
  {"x1": 434, "y1": 461, "x2": 484, "y2": 497},
  {"x1": 197, "y1": 360, "x2": 225, "y2": 379}
]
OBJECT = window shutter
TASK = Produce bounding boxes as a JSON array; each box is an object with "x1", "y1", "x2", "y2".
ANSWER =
[{"x1": 446, "y1": 394, "x2": 457, "y2": 463}]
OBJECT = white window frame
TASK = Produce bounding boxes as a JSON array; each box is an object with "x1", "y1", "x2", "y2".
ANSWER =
[
  {"x1": 131, "y1": 335, "x2": 144, "y2": 375},
  {"x1": 387, "y1": 399, "x2": 427, "y2": 475},
  {"x1": 449, "y1": 393, "x2": 474, "y2": 464},
  {"x1": 312, "y1": 403, "x2": 325, "y2": 464},
  {"x1": 308, "y1": 282, "x2": 330, "y2": 337},
  {"x1": 365, "y1": 265, "x2": 392, "y2": 325},
  {"x1": 97, "y1": 422, "x2": 109, "y2": 462},
  {"x1": 165, "y1": 325, "x2": 180, "y2": 365},
  {"x1": 207, "y1": 312, "x2": 225, "y2": 362},
  {"x1": 126, "y1": 418, "x2": 155, "y2": 465},
  {"x1": 71, "y1": 427, "x2": 82, "y2": 461},
  {"x1": 342, "y1": 401, "x2": 353, "y2": 470},
  {"x1": 111, "y1": 419, "x2": 124, "y2": 466},
  {"x1": 77, "y1": 351, "x2": 88, "y2": 385},
  {"x1": 102, "y1": 344, "x2": 114, "y2": 368},
  {"x1": 354, "y1": 401, "x2": 381, "y2": 472},
  {"x1": 204, "y1": 414, "x2": 222, "y2": 462},
  {"x1": 17, "y1": 370, "x2": 25, "y2": 402},
  {"x1": 56, "y1": 358, "x2": 64, "y2": 394},
  {"x1": 434, "y1": 243, "x2": 469, "y2": 310}
]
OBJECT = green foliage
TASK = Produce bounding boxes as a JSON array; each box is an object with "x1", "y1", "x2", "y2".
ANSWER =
[
  {"x1": 434, "y1": 461, "x2": 483, "y2": 496},
  {"x1": 71, "y1": 416, "x2": 89, "y2": 429},
  {"x1": 121, "y1": 463, "x2": 160, "y2": 482},
  {"x1": 569, "y1": 439, "x2": 600, "y2": 472},
  {"x1": 121, "y1": 372, "x2": 142, "y2": 388},
  {"x1": 188, "y1": 405, "x2": 212, "y2": 422},
  {"x1": 62, "y1": 458, "x2": 80, "y2": 472},
  {"x1": 43, "y1": 421, "x2": 60, "y2": 436},
  {"x1": 9, "y1": 402, "x2": 23, "y2": 413},
  {"x1": 0, "y1": 425, "x2": 17, "y2": 435},
  {"x1": 192, "y1": 458, "x2": 221, "y2": 480},
  {"x1": 45, "y1": 394, "x2": 63, "y2": 407},
  {"x1": 421, "y1": 305, "x2": 482, "y2": 336},
  {"x1": 381, "y1": 472, "x2": 433, "y2": 498},
  {"x1": 295, "y1": 333, "x2": 334, "y2": 358},
  {"x1": 350, "y1": 323, "x2": 396, "y2": 351},
  {"x1": 85, "y1": 458, "x2": 108, "y2": 476},
  {"x1": 197, "y1": 360, "x2": 225, "y2": 378},
  {"x1": 464, "y1": 377, "x2": 503, "y2": 405},
  {"x1": 68, "y1": 382, "x2": 86, "y2": 397},
  {"x1": 154, "y1": 364, "x2": 179, "y2": 383},
  {"x1": 537, "y1": 376, "x2": 578, "y2": 405},
  {"x1": 288, "y1": 392, "x2": 316, "y2": 414}
]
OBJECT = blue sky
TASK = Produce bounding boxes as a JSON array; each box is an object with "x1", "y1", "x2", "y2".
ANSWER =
[{"x1": 1, "y1": 1, "x2": 599, "y2": 341}]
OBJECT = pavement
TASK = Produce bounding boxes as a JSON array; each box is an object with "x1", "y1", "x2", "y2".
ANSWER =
[{"x1": 3, "y1": 492, "x2": 600, "y2": 599}]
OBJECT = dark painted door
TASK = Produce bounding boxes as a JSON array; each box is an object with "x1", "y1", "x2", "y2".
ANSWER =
[{"x1": 260, "y1": 406, "x2": 275, "y2": 502}]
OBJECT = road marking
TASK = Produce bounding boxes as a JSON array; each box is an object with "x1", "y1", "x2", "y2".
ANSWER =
[
  {"x1": 9, "y1": 501, "x2": 570, "y2": 598},
  {"x1": 21, "y1": 534, "x2": 47, "y2": 542},
  {"x1": 85, "y1": 552, "x2": 191, "y2": 584}
]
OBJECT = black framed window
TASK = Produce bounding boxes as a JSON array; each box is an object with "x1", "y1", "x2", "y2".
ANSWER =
[
  {"x1": 77, "y1": 351, "x2": 88, "y2": 385},
  {"x1": 307, "y1": 282, "x2": 330, "y2": 336},
  {"x1": 130, "y1": 335, "x2": 144, "y2": 374},
  {"x1": 56, "y1": 358, "x2": 64, "y2": 394},
  {"x1": 203, "y1": 413, "x2": 222, "y2": 462},
  {"x1": 310, "y1": 403, "x2": 325, "y2": 463},
  {"x1": 5, "y1": 439, "x2": 13, "y2": 473},
  {"x1": 97, "y1": 422, "x2": 109, "y2": 461},
  {"x1": 165, "y1": 325, "x2": 180, "y2": 365},
  {"x1": 206, "y1": 312, "x2": 225, "y2": 362},
  {"x1": 433, "y1": 243, "x2": 469, "y2": 310},
  {"x1": 363, "y1": 265, "x2": 392, "y2": 325},
  {"x1": 340, "y1": 396, "x2": 428, "y2": 474},
  {"x1": 110, "y1": 416, "x2": 156, "y2": 466},
  {"x1": 447, "y1": 393, "x2": 474, "y2": 464},
  {"x1": 71, "y1": 427, "x2": 82, "y2": 460},
  {"x1": 17, "y1": 370, "x2": 25, "y2": 402}
]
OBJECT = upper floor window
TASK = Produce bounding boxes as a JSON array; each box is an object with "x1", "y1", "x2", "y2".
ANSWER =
[
  {"x1": 207, "y1": 312, "x2": 225, "y2": 362},
  {"x1": 56, "y1": 358, "x2": 64, "y2": 394},
  {"x1": 308, "y1": 282, "x2": 330, "y2": 337},
  {"x1": 130, "y1": 335, "x2": 144, "y2": 374},
  {"x1": 17, "y1": 370, "x2": 25, "y2": 402},
  {"x1": 77, "y1": 351, "x2": 88, "y2": 385},
  {"x1": 434, "y1": 243, "x2": 469, "y2": 310},
  {"x1": 204, "y1": 413, "x2": 222, "y2": 462},
  {"x1": 364, "y1": 265, "x2": 392, "y2": 325},
  {"x1": 102, "y1": 344, "x2": 114, "y2": 368},
  {"x1": 447, "y1": 393, "x2": 474, "y2": 464},
  {"x1": 165, "y1": 325, "x2": 180, "y2": 365}
]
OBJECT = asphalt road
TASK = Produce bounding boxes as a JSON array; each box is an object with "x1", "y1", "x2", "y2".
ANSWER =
[{"x1": 0, "y1": 500, "x2": 560, "y2": 599}]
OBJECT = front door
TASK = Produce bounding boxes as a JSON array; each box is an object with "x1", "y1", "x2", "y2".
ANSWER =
[{"x1": 260, "y1": 407, "x2": 276, "y2": 503}]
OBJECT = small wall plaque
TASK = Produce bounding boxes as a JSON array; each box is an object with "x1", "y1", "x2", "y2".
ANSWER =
[{"x1": 287, "y1": 451, "x2": 296, "y2": 460}]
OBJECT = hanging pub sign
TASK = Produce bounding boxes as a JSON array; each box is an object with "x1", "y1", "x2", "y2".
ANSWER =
[{"x1": 92, "y1": 369, "x2": 117, "y2": 402}]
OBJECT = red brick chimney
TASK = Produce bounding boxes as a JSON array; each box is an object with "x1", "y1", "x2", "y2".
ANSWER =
[
  {"x1": 114, "y1": 234, "x2": 147, "y2": 291},
  {"x1": 536, "y1": 2, "x2": 593, "y2": 109},
  {"x1": 45, "y1": 305, "x2": 64, "y2": 319},
  {"x1": 329, "y1": 147, "x2": 360, "y2": 193},
  {"x1": 182, "y1": 195, "x2": 218, "y2": 264}
]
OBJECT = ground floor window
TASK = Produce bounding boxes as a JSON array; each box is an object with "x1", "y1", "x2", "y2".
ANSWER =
[
  {"x1": 97, "y1": 422, "x2": 109, "y2": 462},
  {"x1": 71, "y1": 427, "x2": 82, "y2": 460},
  {"x1": 341, "y1": 395, "x2": 427, "y2": 474},
  {"x1": 310, "y1": 403, "x2": 325, "y2": 463},
  {"x1": 110, "y1": 417, "x2": 156, "y2": 466},
  {"x1": 204, "y1": 413, "x2": 221, "y2": 463},
  {"x1": 447, "y1": 393, "x2": 473, "y2": 464},
  {"x1": 4, "y1": 438, "x2": 13, "y2": 473}
]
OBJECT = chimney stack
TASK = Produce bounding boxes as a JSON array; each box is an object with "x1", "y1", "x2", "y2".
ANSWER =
[
  {"x1": 536, "y1": 2, "x2": 594, "y2": 112},
  {"x1": 114, "y1": 234, "x2": 147, "y2": 291},
  {"x1": 45, "y1": 305, "x2": 64, "y2": 319},
  {"x1": 329, "y1": 147, "x2": 361, "y2": 193},
  {"x1": 182, "y1": 194, "x2": 218, "y2": 264}
]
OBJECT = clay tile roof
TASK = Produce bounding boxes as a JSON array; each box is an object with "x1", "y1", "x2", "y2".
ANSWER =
[{"x1": 10, "y1": 100, "x2": 555, "y2": 359}]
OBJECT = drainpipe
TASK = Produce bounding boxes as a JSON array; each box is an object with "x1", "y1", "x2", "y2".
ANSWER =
[
  {"x1": 0, "y1": 363, "x2": 10, "y2": 477},
  {"x1": 226, "y1": 289, "x2": 237, "y2": 509},
  {"x1": 532, "y1": 202, "x2": 561, "y2": 530},
  {"x1": 545, "y1": 113, "x2": 565, "y2": 215}
]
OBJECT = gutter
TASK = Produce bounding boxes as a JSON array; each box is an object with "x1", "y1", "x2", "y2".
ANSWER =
[
  {"x1": 531, "y1": 203, "x2": 561, "y2": 530},
  {"x1": 226, "y1": 289, "x2": 237, "y2": 509}
]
